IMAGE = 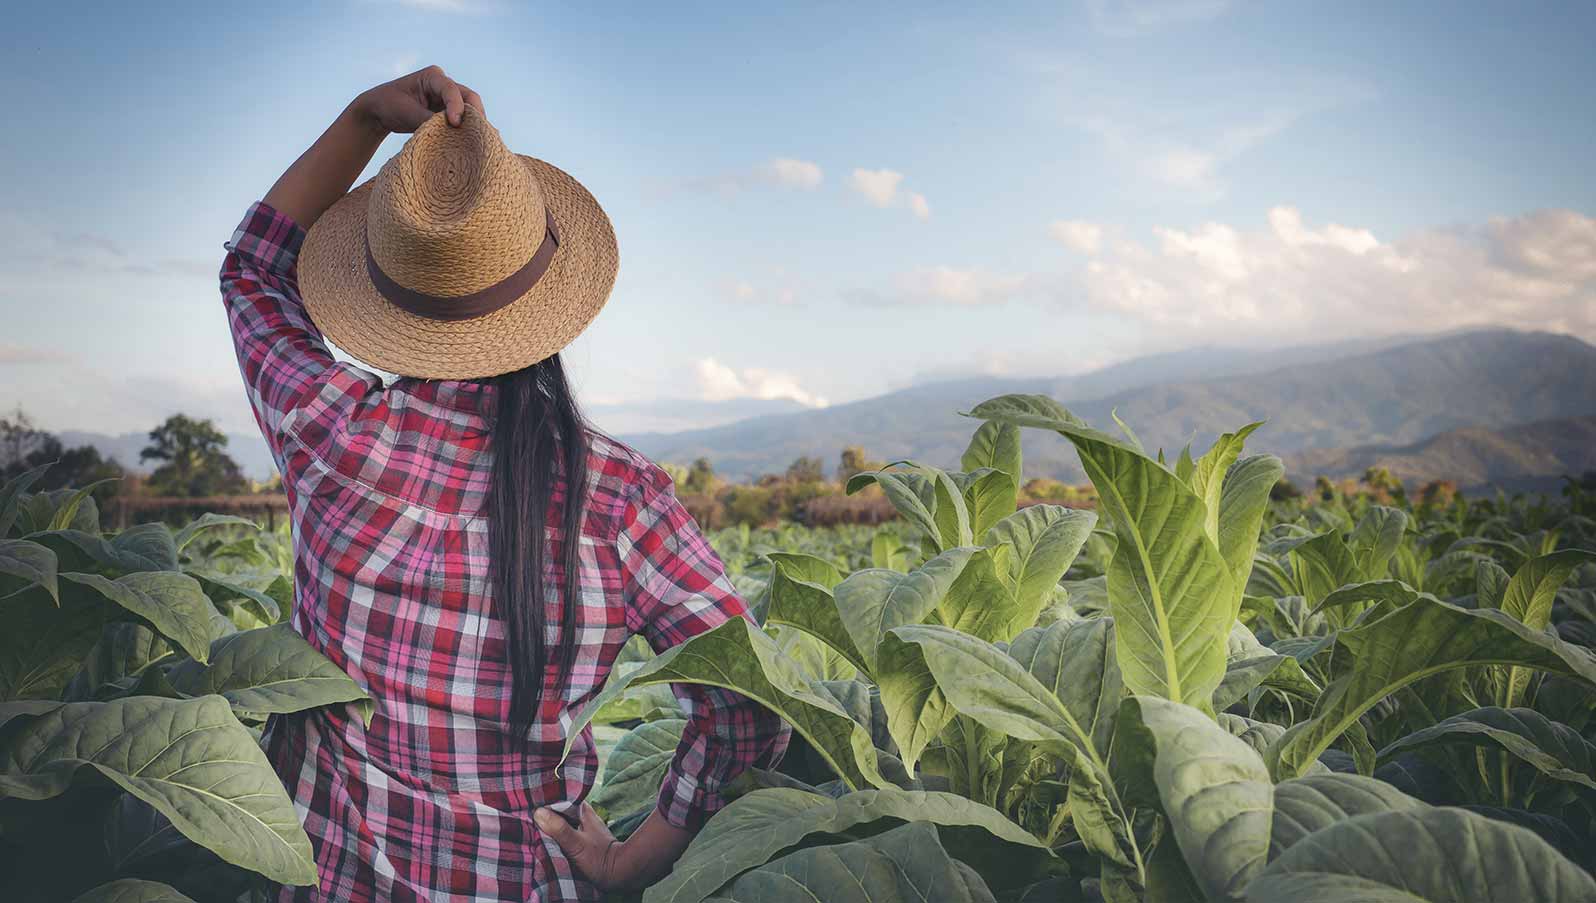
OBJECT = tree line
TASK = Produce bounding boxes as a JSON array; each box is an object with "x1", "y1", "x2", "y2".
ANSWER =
[{"x1": 1, "y1": 408, "x2": 254, "y2": 498}]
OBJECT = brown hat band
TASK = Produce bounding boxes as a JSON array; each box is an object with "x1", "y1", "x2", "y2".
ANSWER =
[{"x1": 364, "y1": 209, "x2": 562, "y2": 322}]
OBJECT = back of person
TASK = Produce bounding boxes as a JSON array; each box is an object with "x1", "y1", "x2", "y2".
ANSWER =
[{"x1": 222, "y1": 66, "x2": 789, "y2": 902}]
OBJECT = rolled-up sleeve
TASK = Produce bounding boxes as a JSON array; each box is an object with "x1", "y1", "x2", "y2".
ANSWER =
[
  {"x1": 220, "y1": 201, "x2": 373, "y2": 469},
  {"x1": 618, "y1": 464, "x2": 791, "y2": 829}
]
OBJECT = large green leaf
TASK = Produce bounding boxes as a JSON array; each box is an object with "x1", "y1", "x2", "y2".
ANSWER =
[
  {"x1": 836, "y1": 547, "x2": 975, "y2": 673},
  {"x1": 1347, "y1": 506, "x2": 1408, "y2": 580},
  {"x1": 1376, "y1": 706, "x2": 1596, "y2": 793},
  {"x1": 171, "y1": 513, "x2": 258, "y2": 553},
  {"x1": 1289, "y1": 532, "x2": 1361, "y2": 611},
  {"x1": 703, "y1": 821, "x2": 996, "y2": 903},
  {"x1": 71, "y1": 879, "x2": 199, "y2": 903},
  {"x1": 0, "y1": 538, "x2": 58, "y2": 603},
  {"x1": 0, "y1": 695, "x2": 316, "y2": 884},
  {"x1": 982, "y1": 505, "x2": 1098, "y2": 631},
  {"x1": 961, "y1": 420, "x2": 1022, "y2": 535},
  {"x1": 0, "y1": 585, "x2": 106, "y2": 701},
  {"x1": 847, "y1": 467, "x2": 944, "y2": 550},
  {"x1": 771, "y1": 625, "x2": 859, "y2": 682},
  {"x1": 929, "y1": 466, "x2": 976, "y2": 551},
  {"x1": 1499, "y1": 550, "x2": 1596, "y2": 707},
  {"x1": 1246, "y1": 807, "x2": 1596, "y2": 902},
  {"x1": 1214, "y1": 623, "x2": 1320, "y2": 711},
  {"x1": 647, "y1": 787, "x2": 1040, "y2": 903},
  {"x1": 1268, "y1": 773, "x2": 1425, "y2": 859},
  {"x1": 1270, "y1": 595, "x2": 1596, "y2": 778},
  {"x1": 763, "y1": 553, "x2": 865, "y2": 672},
  {"x1": 920, "y1": 713, "x2": 1027, "y2": 812},
  {"x1": 0, "y1": 462, "x2": 50, "y2": 537},
  {"x1": 875, "y1": 627, "x2": 958, "y2": 773},
  {"x1": 969, "y1": 395, "x2": 1234, "y2": 713},
  {"x1": 1113, "y1": 696, "x2": 1272, "y2": 902},
  {"x1": 935, "y1": 544, "x2": 1021, "y2": 644},
  {"x1": 167, "y1": 623, "x2": 371, "y2": 722},
  {"x1": 1008, "y1": 618, "x2": 1122, "y2": 757},
  {"x1": 189, "y1": 572, "x2": 282, "y2": 627},
  {"x1": 561, "y1": 617, "x2": 887, "y2": 791},
  {"x1": 1190, "y1": 423, "x2": 1262, "y2": 547},
  {"x1": 591, "y1": 718, "x2": 686, "y2": 818},
  {"x1": 40, "y1": 482, "x2": 113, "y2": 533},
  {"x1": 883, "y1": 624, "x2": 1137, "y2": 870},
  {"x1": 105, "y1": 524, "x2": 180, "y2": 573},
  {"x1": 64, "y1": 622, "x2": 172, "y2": 701},
  {"x1": 61, "y1": 572, "x2": 214, "y2": 663},
  {"x1": 955, "y1": 468, "x2": 1018, "y2": 542},
  {"x1": 1214, "y1": 455, "x2": 1284, "y2": 622}
]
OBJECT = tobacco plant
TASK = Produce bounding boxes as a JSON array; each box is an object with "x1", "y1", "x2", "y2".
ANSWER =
[{"x1": 0, "y1": 465, "x2": 370, "y2": 902}]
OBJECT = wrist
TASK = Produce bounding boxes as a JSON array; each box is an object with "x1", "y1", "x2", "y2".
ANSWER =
[
  {"x1": 602, "y1": 838, "x2": 635, "y2": 889},
  {"x1": 345, "y1": 92, "x2": 389, "y2": 139}
]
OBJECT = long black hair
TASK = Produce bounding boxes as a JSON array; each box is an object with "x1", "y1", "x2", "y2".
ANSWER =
[{"x1": 486, "y1": 353, "x2": 589, "y2": 730}]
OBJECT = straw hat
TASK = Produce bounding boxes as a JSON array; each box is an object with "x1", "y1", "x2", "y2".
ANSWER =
[{"x1": 298, "y1": 106, "x2": 618, "y2": 380}]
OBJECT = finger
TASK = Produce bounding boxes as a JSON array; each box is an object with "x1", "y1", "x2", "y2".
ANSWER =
[
  {"x1": 458, "y1": 83, "x2": 485, "y2": 118},
  {"x1": 534, "y1": 808, "x2": 577, "y2": 847},
  {"x1": 441, "y1": 79, "x2": 465, "y2": 126}
]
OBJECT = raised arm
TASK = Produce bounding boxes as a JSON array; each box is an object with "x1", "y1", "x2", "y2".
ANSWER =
[
  {"x1": 221, "y1": 67, "x2": 483, "y2": 458},
  {"x1": 264, "y1": 66, "x2": 483, "y2": 230}
]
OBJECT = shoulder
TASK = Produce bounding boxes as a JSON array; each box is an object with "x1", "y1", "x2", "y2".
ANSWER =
[{"x1": 581, "y1": 428, "x2": 678, "y2": 537}]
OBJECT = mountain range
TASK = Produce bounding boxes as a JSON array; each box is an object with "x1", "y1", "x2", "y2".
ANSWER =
[
  {"x1": 53, "y1": 329, "x2": 1596, "y2": 494},
  {"x1": 1283, "y1": 415, "x2": 1596, "y2": 495},
  {"x1": 621, "y1": 329, "x2": 1596, "y2": 489}
]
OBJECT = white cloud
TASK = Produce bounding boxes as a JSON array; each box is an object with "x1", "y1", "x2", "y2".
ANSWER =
[
  {"x1": 693, "y1": 358, "x2": 829, "y2": 408},
  {"x1": 908, "y1": 192, "x2": 931, "y2": 220},
  {"x1": 1069, "y1": 206, "x2": 1596, "y2": 343},
  {"x1": 1084, "y1": 0, "x2": 1233, "y2": 36},
  {"x1": 1050, "y1": 220, "x2": 1104, "y2": 255},
  {"x1": 678, "y1": 157, "x2": 825, "y2": 196},
  {"x1": 849, "y1": 169, "x2": 931, "y2": 220},
  {"x1": 1080, "y1": 114, "x2": 1298, "y2": 200},
  {"x1": 721, "y1": 276, "x2": 799, "y2": 306},
  {"x1": 763, "y1": 158, "x2": 824, "y2": 190},
  {"x1": 850, "y1": 168, "x2": 904, "y2": 207},
  {"x1": 850, "y1": 266, "x2": 1036, "y2": 307}
]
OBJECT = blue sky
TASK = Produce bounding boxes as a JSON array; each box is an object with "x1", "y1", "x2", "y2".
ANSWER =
[{"x1": 2, "y1": 0, "x2": 1593, "y2": 437}]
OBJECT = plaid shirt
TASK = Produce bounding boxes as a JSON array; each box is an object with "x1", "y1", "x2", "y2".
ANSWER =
[{"x1": 221, "y1": 201, "x2": 789, "y2": 902}]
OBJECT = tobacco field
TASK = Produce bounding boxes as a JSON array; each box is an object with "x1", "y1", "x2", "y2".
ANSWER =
[{"x1": 4, "y1": 393, "x2": 1596, "y2": 902}]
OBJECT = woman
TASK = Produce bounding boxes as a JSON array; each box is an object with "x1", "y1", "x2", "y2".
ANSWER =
[{"x1": 221, "y1": 66, "x2": 790, "y2": 901}]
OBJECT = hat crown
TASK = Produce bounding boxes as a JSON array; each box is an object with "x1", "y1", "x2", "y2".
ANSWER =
[{"x1": 366, "y1": 108, "x2": 548, "y2": 299}]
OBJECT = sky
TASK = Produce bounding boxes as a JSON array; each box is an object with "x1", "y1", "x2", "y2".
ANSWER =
[{"x1": 2, "y1": 0, "x2": 1594, "y2": 438}]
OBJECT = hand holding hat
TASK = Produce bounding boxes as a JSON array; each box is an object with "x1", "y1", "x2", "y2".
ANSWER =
[{"x1": 357, "y1": 65, "x2": 486, "y2": 134}]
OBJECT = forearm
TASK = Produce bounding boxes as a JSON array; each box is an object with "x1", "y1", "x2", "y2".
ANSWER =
[
  {"x1": 607, "y1": 807, "x2": 695, "y2": 890},
  {"x1": 263, "y1": 97, "x2": 387, "y2": 230}
]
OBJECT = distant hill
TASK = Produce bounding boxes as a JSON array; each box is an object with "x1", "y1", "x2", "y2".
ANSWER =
[
  {"x1": 1284, "y1": 415, "x2": 1596, "y2": 495},
  {"x1": 623, "y1": 330, "x2": 1596, "y2": 483},
  {"x1": 584, "y1": 396, "x2": 807, "y2": 435}
]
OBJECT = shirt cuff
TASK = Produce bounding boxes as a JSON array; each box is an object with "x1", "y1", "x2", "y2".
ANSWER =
[
  {"x1": 654, "y1": 762, "x2": 721, "y2": 831},
  {"x1": 224, "y1": 201, "x2": 306, "y2": 278}
]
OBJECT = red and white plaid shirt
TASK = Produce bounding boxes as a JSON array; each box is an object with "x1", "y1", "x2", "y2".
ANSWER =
[{"x1": 221, "y1": 201, "x2": 789, "y2": 902}]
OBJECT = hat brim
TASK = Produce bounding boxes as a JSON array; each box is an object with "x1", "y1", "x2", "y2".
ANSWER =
[{"x1": 297, "y1": 156, "x2": 618, "y2": 381}]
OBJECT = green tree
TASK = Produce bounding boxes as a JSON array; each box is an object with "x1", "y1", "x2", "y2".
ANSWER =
[
  {"x1": 141, "y1": 414, "x2": 247, "y2": 497},
  {"x1": 836, "y1": 446, "x2": 879, "y2": 484},
  {"x1": 785, "y1": 455, "x2": 825, "y2": 484},
  {"x1": 683, "y1": 456, "x2": 717, "y2": 496}
]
